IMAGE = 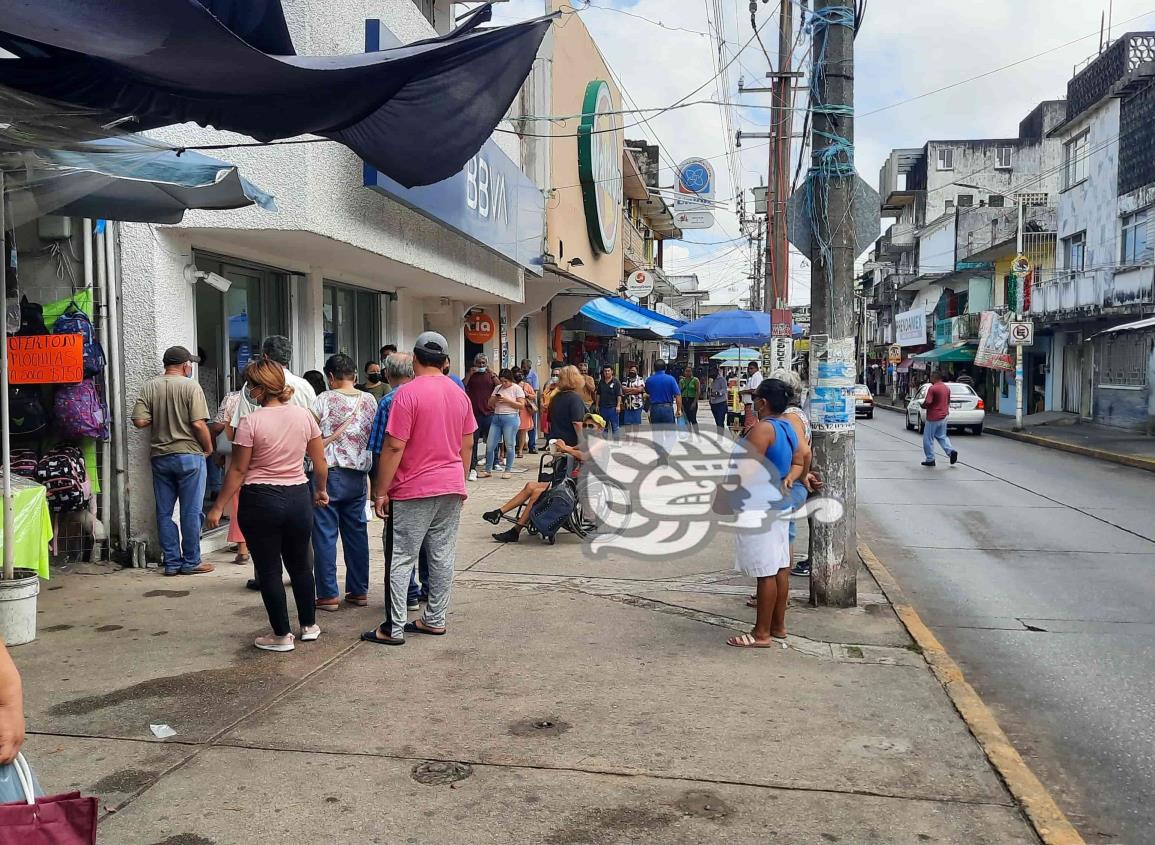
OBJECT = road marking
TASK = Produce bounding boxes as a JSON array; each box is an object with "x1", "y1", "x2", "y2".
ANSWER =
[{"x1": 858, "y1": 539, "x2": 1087, "y2": 845}]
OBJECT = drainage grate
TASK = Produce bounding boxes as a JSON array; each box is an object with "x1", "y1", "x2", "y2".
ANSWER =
[{"x1": 411, "y1": 761, "x2": 473, "y2": 786}]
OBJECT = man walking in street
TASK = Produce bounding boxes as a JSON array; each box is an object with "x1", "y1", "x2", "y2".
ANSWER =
[
  {"x1": 520, "y1": 358, "x2": 539, "y2": 454},
  {"x1": 363, "y1": 332, "x2": 476, "y2": 646},
  {"x1": 132, "y1": 346, "x2": 215, "y2": 576},
  {"x1": 596, "y1": 365, "x2": 623, "y2": 435},
  {"x1": 921, "y1": 370, "x2": 958, "y2": 467},
  {"x1": 644, "y1": 359, "x2": 682, "y2": 425},
  {"x1": 465, "y1": 354, "x2": 498, "y2": 482}
]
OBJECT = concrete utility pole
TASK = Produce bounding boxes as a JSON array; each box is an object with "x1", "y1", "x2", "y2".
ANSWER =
[
  {"x1": 809, "y1": 0, "x2": 857, "y2": 607},
  {"x1": 765, "y1": 0, "x2": 795, "y2": 313}
]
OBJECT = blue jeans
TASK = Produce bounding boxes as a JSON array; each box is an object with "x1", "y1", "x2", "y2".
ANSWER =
[
  {"x1": 486, "y1": 413, "x2": 520, "y2": 471},
  {"x1": 151, "y1": 453, "x2": 207, "y2": 573},
  {"x1": 528, "y1": 409, "x2": 538, "y2": 451},
  {"x1": 312, "y1": 468, "x2": 370, "y2": 599},
  {"x1": 598, "y1": 406, "x2": 620, "y2": 435},
  {"x1": 923, "y1": 419, "x2": 955, "y2": 462},
  {"x1": 622, "y1": 408, "x2": 643, "y2": 427},
  {"x1": 649, "y1": 403, "x2": 676, "y2": 425},
  {"x1": 787, "y1": 481, "x2": 810, "y2": 542}
]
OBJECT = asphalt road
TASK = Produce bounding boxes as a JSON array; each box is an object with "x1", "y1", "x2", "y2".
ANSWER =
[{"x1": 856, "y1": 411, "x2": 1155, "y2": 845}]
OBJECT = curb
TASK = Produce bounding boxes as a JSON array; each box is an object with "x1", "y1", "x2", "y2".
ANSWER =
[
  {"x1": 858, "y1": 539, "x2": 1086, "y2": 845},
  {"x1": 872, "y1": 401, "x2": 1155, "y2": 474}
]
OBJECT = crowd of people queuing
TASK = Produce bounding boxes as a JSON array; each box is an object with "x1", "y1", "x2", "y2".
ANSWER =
[{"x1": 131, "y1": 335, "x2": 813, "y2": 654}]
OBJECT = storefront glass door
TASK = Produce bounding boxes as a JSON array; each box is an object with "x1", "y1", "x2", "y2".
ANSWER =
[{"x1": 323, "y1": 282, "x2": 381, "y2": 371}]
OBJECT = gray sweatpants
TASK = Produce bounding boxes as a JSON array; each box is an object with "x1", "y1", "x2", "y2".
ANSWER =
[{"x1": 383, "y1": 494, "x2": 463, "y2": 639}]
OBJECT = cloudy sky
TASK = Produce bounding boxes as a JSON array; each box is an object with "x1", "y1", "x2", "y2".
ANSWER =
[{"x1": 493, "y1": 0, "x2": 1155, "y2": 304}]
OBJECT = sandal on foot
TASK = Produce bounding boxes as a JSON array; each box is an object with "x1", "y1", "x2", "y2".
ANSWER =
[
  {"x1": 255, "y1": 634, "x2": 295, "y2": 652},
  {"x1": 476, "y1": 471, "x2": 492, "y2": 478},
  {"x1": 233, "y1": 553, "x2": 250, "y2": 564},
  {"x1": 404, "y1": 620, "x2": 446, "y2": 636},
  {"x1": 360, "y1": 627, "x2": 405, "y2": 646},
  {"x1": 300, "y1": 625, "x2": 321, "y2": 642},
  {"x1": 501, "y1": 472, "x2": 512, "y2": 480},
  {"x1": 726, "y1": 633, "x2": 775, "y2": 649}
]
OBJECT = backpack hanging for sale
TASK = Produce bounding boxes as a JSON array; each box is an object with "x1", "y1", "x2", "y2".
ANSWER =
[
  {"x1": 52, "y1": 305, "x2": 106, "y2": 375},
  {"x1": 54, "y1": 378, "x2": 109, "y2": 441},
  {"x1": 35, "y1": 445, "x2": 92, "y2": 513},
  {"x1": 6, "y1": 387, "x2": 48, "y2": 436},
  {"x1": 8, "y1": 448, "x2": 40, "y2": 479},
  {"x1": 14, "y1": 295, "x2": 48, "y2": 336}
]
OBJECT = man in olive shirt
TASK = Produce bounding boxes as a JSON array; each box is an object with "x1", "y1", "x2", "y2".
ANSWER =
[{"x1": 131, "y1": 346, "x2": 215, "y2": 576}]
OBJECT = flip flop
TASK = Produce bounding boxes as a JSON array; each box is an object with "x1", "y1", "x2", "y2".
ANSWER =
[
  {"x1": 360, "y1": 627, "x2": 405, "y2": 646},
  {"x1": 726, "y1": 633, "x2": 775, "y2": 648},
  {"x1": 404, "y1": 620, "x2": 446, "y2": 636}
]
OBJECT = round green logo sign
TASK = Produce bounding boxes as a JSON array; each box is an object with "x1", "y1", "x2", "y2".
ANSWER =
[{"x1": 578, "y1": 80, "x2": 622, "y2": 255}]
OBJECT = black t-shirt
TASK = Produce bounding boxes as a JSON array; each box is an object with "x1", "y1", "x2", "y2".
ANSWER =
[
  {"x1": 596, "y1": 378, "x2": 622, "y2": 408},
  {"x1": 549, "y1": 390, "x2": 587, "y2": 447}
]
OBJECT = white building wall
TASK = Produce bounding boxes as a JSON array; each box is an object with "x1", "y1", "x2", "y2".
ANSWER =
[{"x1": 1057, "y1": 99, "x2": 1120, "y2": 273}]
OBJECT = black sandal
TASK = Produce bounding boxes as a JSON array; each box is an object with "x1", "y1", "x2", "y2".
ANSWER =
[
  {"x1": 404, "y1": 620, "x2": 446, "y2": 636},
  {"x1": 360, "y1": 626, "x2": 405, "y2": 646}
]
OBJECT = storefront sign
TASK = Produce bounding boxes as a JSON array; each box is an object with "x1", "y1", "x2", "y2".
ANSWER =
[
  {"x1": 7, "y1": 334, "x2": 84, "y2": 384},
  {"x1": 625, "y1": 269, "x2": 654, "y2": 299},
  {"x1": 975, "y1": 310, "x2": 1013, "y2": 372},
  {"x1": 955, "y1": 260, "x2": 993, "y2": 271},
  {"x1": 578, "y1": 80, "x2": 623, "y2": 254},
  {"x1": 362, "y1": 21, "x2": 545, "y2": 276},
  {"x1": 673, "y1": 210, "x2": 715, "y2": 230},
  {"x1": 895, "y1": 308, "x2": 927, "y2": 347},
  {"x1": 673, "y1": 158, "x2": 715, "y2": 212},
  {"x1": 888, "y1": 344, "x2": 902, "y2": 365},
  {"x1": 762, "y1": 337, "x2": 793, "y2": 373},
  {"x1": 465, "y1": 310, "x2": 496, "y2": 345},
  {"x1": 771, "y1": 308, "x2": 793, "y2": 338}
]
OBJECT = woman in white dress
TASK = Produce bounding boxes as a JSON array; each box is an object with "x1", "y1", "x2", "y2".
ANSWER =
[{"x1": 727, "y1": 379, "x2": 808, "y2": 648}]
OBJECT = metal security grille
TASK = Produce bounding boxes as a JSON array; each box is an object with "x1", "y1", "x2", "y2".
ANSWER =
[
  {"x1": 1119, "y1": 79, "x2": 1155, "y2": 196},
  {"x1": 1098, "y1": 331, "x2": 1154, "y2": 387}
]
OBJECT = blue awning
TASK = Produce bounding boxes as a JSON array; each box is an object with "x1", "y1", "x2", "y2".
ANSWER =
[{"x1": 579, "y1": 297, "x2": 686, "y2": 339}]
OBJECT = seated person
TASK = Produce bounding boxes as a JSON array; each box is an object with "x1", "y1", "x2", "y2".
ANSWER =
[{"x1": 483, "y1": 413, "x2": 605, "y2": 543}]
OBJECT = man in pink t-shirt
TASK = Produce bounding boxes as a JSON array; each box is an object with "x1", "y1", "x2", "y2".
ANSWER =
[{"x1": 363, "y1": 332, "x2": 477, "y2": 645}]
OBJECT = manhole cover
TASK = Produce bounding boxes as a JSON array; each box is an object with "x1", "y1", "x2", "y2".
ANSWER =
[
  {"x1": 508, "y1": 717, "x2": 572, "y2": 738},
  {"x1": 411, "y1": 761, "x2": 473, "y2": 786}
]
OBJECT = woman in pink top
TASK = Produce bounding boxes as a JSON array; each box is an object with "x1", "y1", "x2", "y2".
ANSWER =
[{"x1": 206, "y1": 359, "x2": 329, "y2": 653}]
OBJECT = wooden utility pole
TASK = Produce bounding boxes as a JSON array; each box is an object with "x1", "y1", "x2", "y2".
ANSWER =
[
  {"x1": 809, "y1": 0, "x2": 857, "y2": 607},
  {"x1": 765, "y1": 0, "x2": 794, "y2": 312}
]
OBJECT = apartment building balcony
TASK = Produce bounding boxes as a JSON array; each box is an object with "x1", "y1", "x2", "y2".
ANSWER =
[
  {"x1": 879, "y1": 148, "x2": 926, "y2": 217},
  {"x1": 1031, "y1": 269, "x2": 1104, "y2": 315},
  {"x1": 1063, "y1": 32, "x2": 1155, "y2": 126},
  {"x1": 956, "y1": 204, "x2": 1057, "y2": 262}
]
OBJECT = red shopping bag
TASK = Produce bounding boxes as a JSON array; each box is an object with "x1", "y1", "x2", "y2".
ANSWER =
[{"x1": 0, "y1": 755, "x2": 97, "y2": 844}]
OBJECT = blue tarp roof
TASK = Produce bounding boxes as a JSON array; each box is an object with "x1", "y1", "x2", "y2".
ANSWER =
[{"x1": 579, "y1": 297, "x2": 686, "y2": 339}]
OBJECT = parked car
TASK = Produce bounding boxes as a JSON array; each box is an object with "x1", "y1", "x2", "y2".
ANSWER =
[
  {"x1": 853, "y1": 384, "x2": 874, "y2": 419},
  {"x1": 905, "y1": 382, "x2": 985, "y2": 435}
]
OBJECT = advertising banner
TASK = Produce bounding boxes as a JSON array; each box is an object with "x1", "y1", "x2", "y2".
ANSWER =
[
  {"x1": 975, "y1": 310, "x2": 1013, "y2": 372},
  {"x1": 895, "y1": 308, "x2": 927, "y2": 347}
]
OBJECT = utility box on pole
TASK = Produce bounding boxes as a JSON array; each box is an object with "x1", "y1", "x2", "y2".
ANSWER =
[{"x1": 807, "y1": 0, "x2": 858, "y2": 608}]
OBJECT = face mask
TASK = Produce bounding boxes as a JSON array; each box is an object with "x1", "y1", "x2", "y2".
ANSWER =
[
  {"x1": 550, "y1": 376, "x2": 559, "y2": 384},
  {"x1": 245, "y1": 386, "x2": 261, "y2": 406},
  {"x1": 367, "y1": 373, "x2": 382, "y2": 384},
  {"x1": 477, "y1": 366, "x2": 487, "y2": 373}
]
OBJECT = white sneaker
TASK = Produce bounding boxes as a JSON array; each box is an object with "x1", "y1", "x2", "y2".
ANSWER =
[
  {"x1": 300, "y1": 625, "x2": 321, "y2": 642},
  {"x1": 468, "y1": 470, "x2": 478, "y2": 481},
  {"x1": 254, "y1": 633, "x2": 295, "y2": 652}
]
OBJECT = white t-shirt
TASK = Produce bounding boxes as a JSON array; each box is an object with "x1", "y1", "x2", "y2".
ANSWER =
[
  {"x1": 743, "y1": 370, "x2": 763, "y2": 406},
  {"x1": 232, "y1": 368, "x2": 319, "y2": 427}
]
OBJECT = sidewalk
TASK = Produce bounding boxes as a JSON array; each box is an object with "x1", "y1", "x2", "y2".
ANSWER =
[
  {"x1": 14, "y1": 472, "x2": 1041, "y2": 844},
  {"x1": 875, "y1": 394, "x2": 1155, "y2": 472}
]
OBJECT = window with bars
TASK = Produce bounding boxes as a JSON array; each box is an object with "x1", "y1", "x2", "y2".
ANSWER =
[
  {"x1": 1098, "y1": 331, "x2": 1154, "y2": 387},
  {"x1": 1019, "y1": 192, "x2": 1049, "y2": 207},
  {"x1": 1063, "y1": 130, "x2": 1089, "y2": 189},
  {"x1": 1120, "y1": 207, "x2": 1150, "y2": 264}
]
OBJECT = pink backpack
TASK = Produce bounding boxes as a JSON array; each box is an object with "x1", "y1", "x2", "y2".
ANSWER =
[{"x1": 54, "y1": 379, "x2": 110, "y2": 441}]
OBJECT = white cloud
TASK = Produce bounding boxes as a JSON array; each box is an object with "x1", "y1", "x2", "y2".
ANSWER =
[{"x1": 494, "y1": 0, "x2": 1155, "y2": 306}]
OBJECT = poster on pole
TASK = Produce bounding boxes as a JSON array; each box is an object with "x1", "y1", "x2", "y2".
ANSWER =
[
  {"x1": 808, "y1": 335, "x2": 856, "y2": 432},
  {"x1": 975, "y1": 310, "x2": 1013, "y2": 372}
]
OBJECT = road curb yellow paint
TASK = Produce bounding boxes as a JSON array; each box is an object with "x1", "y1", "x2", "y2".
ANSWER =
[
  {"x1": 986, "y1": 427, "x2": 1155, "y2": 474},
  {"x1": 858, "y1": 539, "x2": 1086, "y2": 845}
]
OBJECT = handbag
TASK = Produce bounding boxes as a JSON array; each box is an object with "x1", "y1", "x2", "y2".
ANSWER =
[{"x1": 0, "y1": 753, "x2": 98, "y2": 844}]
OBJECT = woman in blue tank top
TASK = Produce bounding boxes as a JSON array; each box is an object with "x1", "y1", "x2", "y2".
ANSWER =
[{"x1": 728, "y1": 378, "x2": 806, "y2": 648}]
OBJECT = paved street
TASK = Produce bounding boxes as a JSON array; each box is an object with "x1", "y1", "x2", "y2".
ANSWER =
[
  {"x1": 14, "y1": 470, "x2": 1041, "y2": 844},
  {"x1": 858, "y1": 410, "x2": 1155, "y2": 845}
]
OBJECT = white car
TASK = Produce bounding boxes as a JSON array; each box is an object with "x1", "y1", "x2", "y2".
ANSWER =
[{"x1": 905, "y1": 382, "x2": 986, "y2": 435}]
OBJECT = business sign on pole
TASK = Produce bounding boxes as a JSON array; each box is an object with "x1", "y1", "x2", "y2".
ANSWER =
[
  {"x1": 577, "y1": 80, "x2": 623, "y2": 255},
  {"x1": 1009, "y1": 320, "x2": 1034, "y2": 346},
  {"x1": 673, "y1": 158, "x2": 715, "y2": 213},
  {"x1": 975, "y1": 310, "x2": 1013, "y2": 372},
  {"x1": 673, "y1": 210, "x2": 715, "y2": 230},
  {"x1": 625, "y1": 269, "x2": 655, "y2": 299},
  {"x1": 764, "y1": 337, "x2": 793, "y2": 373},
  {"x1": 895, "y1": 308, "x2": 927, "y2": 347},
  {"x1": 888, "y1": 344, "x2": 902, "y2": 365},
  {"x1": 7, "y1": 334, "x2": 84, "y2": 384},
  {"x1": 771, "y1": 309, "x2": 793, "y2": 338}
]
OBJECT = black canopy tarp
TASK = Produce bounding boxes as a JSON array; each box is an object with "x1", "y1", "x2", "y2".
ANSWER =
[{"x1": 0, "y1": 0, "x2": 553, "y2": 187}]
